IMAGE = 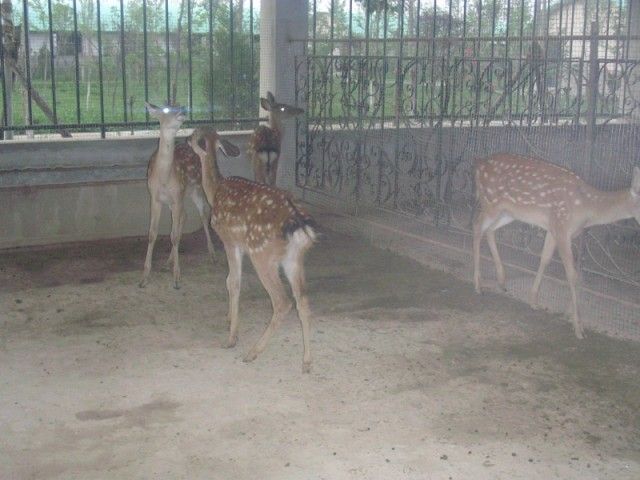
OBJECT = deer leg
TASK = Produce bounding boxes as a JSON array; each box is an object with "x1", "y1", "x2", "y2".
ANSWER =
[
  {"x1": 529, "y1": 231, "x2": 556, "y2": 307},
  {"x1": 224, "y1": 245, "x2": 243, "y2": 348},
  {"x1": 164, "y1": 204, "x2": 185, "y2": 271},
  {"x1": 243, "y1": 254, "x2": 292, "y2": 364},
  {"x1": 191, "y1": 188, "x2": 216, "y2": 262},
  {"x1": 283, "y1": 252, "x2": 312, "y2": 373},
  {"x1": 557, "y1": 236, "x2": 584, "y2": 339},
  {"x1": 169, "y1": 202, "x2": 184, "y2": 290},
  {"x1": 140, "y1": 197, "x2": 162, "y2": 288},
  {"x1": 472, "y1": 210, "x2": 487, "y2": 294},
  {"x1": 486, "y1": 229, "x2": 506, "y2": 291}
]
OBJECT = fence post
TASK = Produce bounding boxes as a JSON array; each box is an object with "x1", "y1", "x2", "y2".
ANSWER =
[{"x1": 259, "y1": 0, "x2": 308, "y2": 190}]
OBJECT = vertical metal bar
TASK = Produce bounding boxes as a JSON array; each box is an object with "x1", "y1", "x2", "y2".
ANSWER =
[
  {"x1": 72, "y1": 0, "x2": 81, "y2": 124},
  {"x1": 97, "y1": 0, "x2": 105, "y2": 137},
  {"x1": 312, "y1": 0, "x2": 317, "y2": 56},
  {"x1": 0, "y1": 8, "x2": 8, "y2": 135},
  {"x1": 621, "y1": 0, "x2": 632, "y2": 117},
  {"x1": 515, "y1": 0, "x2": 525, "y2": 123},
  {"x1": 580, "y1": 0, "x2": 589, "y2": 61},
  {"x1": 490, "y1": 0, "x2": 497, "y2": 57},
  {"x1": 505, "y1": 0, "x2": 512, "y2": 121},
  {"x1": 553, "y1": 0, "x2": 564, "y2": 124},
  {"x1": 47, "y1": 0, "x2": 58, "y2": 125},
  {"x1": 165, "y1": 0, "x2": 171, "y2": 104},
  {"x1": 364, "y1": 0, "x2": 370, "y2": 58},
  {"x1": 229, "y1": 0, "x2": 236, "y2": 123},
  {"x1": 565, "y1": 0, "x2": 576, "y2": 119},
  {"x1": 22, "y1": 0, "x2": 33, "y2": 125},
  {"x1": 541, "y1": 0, "x2": 551, "y2": 122},
  {"x1": 527, "y1": 0, "x2": 539, "y2": 126},
  {"x1": 119, "y1": 0, "x2": 128, "y2": 122},
  {"x1": 461, "y1": 0, "x2": 468, "y2": 123},
  {"x1": 187, "y1": 0, "x2": 193, "y2": 120},
  {"x1": 348, "y1": 0, "x2": 353, "y2": 56},
  {"x1": 143, "y1": 0, "x2": 149, "y2": 121},
  {"x1": 613, "y1": 0, "x2": 624, "y2": 117},
  {"x1": 250, "y1": 0, "x2": 255, "y2": 124},
  {"x1": 429, "y1": 0, "x2": 438, "y2": 124},
  {"x1": 413, "y1": 0, "x2": 421, "y2": 117},
  {"x1": 329, "y1": 0, "x2": 334, "y2": 119},
  {"x1": 487, "y1": 0, "x2": 498, "y2": 119},
  {"x1": 586, "y1": 21, "x2": 599, "y2": 180},
  {"x1": 601, "y1": 0, "x2": 612, "y2": 107},
  {"x1": 208, "y1": 0, "x2": 214, "y2": 122},
  {"x1": 392, "y1": 0, "x2": 405, "y2": 208}
]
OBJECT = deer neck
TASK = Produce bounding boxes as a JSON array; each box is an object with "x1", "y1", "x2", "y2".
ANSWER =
[
  {"x1": 269, "y1": 113, "x2": 284, "y2": 140},
  {"x1": 199, "y1": 151, "x2": 222, "y2": 206},
  {"x1": 155, "y1": 129, "x2": 178, "y2": 182},
  {"x1": 584, "y1": 188, "x2": 635, "y2": 228}
]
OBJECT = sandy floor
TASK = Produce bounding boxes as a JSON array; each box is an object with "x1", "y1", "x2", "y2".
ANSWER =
[{"x1": 1, "y1": 225, "x2": 639, "y2": 480}]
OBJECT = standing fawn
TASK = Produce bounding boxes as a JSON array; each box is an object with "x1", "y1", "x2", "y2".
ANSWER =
[
  {"x1": 248, "y1": 91, "x2": 304, "y2": 186},
  {"x1": 473, "y1": 153, "x2": 640, "y2": 338},
  {"x1": 140, "y1": 102, "x2": 220, "y2": 289},
  {"x1": 189, "y1": 127, "x2": 317, "y2": 373}
]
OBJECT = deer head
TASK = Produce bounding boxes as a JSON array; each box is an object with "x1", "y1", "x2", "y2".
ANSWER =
[
  {"x1": 260, "y1": 91, "x2": 304, "y2": 119},
  {"x1": 188, "y1": 127, "x2": 241, "y2": 159},
  {"x1": 145, "y1": 102, "x2": 187, "y2": 133}
]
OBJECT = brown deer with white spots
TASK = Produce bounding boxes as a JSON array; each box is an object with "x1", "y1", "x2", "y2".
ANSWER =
[
  {"x1": 189, "y1": 127, "x2": 317, "y2": 373},
  {"x1": 140, "y1": 103, "x2": 224, "y2": 289},
  {"x1": 248, "y1": 91, "x2": 304, "y2": 186},
  {"x1": 473, "y1": 153, "x2": 640, "y2": 338}
]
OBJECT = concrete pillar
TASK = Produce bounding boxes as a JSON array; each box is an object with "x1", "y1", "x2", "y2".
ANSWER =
[{"x1": 259, "y1": 0, "x2": 308, "y2": 189}]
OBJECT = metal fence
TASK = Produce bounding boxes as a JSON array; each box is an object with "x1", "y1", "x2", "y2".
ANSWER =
[
  {"x1": 295, "y1": 0, "x2": 640, "y2": 338},
  {"x1": 0, "y1": 0, "x2": 260, "y2": 139}
]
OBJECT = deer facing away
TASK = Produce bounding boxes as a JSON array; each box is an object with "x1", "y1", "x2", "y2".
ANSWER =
[
  {"x1": 140, "y1": 103, "x2": 226, "y2": 289},
  {"x1": 189, "y1": 127, "x2": 317, "y2": 373},
  {"x1": 248, "y1": 91, "x2": 304, "y2": 186},
  {"x1": 473, "y1": 153, "x2": 640, "y2": 338}
]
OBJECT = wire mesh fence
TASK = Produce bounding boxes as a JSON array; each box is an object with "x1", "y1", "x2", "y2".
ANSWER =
[
  {"x1": 0, "y1": 0, "x2": 261, "y2": 139},
  {"x1": 294, "y1": 0, "x2": 640, "y2": 338}
]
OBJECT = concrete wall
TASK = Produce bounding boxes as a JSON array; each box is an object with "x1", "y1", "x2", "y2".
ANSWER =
[{"x1": 0, "y1": 131, "x2": 253, "y2": 249}]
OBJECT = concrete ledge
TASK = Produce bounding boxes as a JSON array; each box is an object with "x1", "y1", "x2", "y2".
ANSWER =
[{"x1": 0, "y1": 131, "x2": 254, "y2": 249}]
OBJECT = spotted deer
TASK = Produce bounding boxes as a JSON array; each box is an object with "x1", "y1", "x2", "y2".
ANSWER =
[
  {"x1": 189, "y1": 127, "x2": 317, "y2": 372},
  {"x1": 140, "y1": 103, "x2": 223, "y2": 289},
  {"x1": 473, "y1": 153, "x2": 640, "y2": 339},
  {"x1": 248, "y1": 91, "x2": 304, "y2": 186}
]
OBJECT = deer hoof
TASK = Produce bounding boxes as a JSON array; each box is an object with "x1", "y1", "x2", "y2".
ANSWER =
[
  {"x1": 302, "y1": 362, "x2": 312, "y2": 374},
  {"x1": 243, "y1": 351, "x2": 258, "y2": 363},
  {"x1": 139, "y1": 279, "x2": 148, "y2": 288},
  {"x1": 173, "y1": 281, "x2": 181, "y2": 290},
  {"x1": 223, "y1": 337, "x2": 237, "y2": 349}
]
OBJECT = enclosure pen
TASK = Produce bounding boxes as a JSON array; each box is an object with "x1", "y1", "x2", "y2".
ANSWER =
[{"x1": 1, "y1": 1, "x2": 640, "y2": 479}]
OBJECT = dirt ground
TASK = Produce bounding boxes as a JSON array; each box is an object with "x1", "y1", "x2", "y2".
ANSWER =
[{"x1": 1, "y1": 224, "x2": 639, "y2": 480}]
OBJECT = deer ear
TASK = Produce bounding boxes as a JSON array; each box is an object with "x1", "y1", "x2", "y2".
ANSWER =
[
  {"x1": 218, "y1": 138, "x2": 241, "y2": 158},
  {"x1": 260, "y1": 97, "x2": 271, "y2": 111},
  {"x1": 145, "y1": 102, "x2": 161, "y2": 118},
  {"x1": 267, "y1": 91, "x2": 275, "y2": 104},
  {"x1": 632, "y1": 166, "x2": 640, "y2": 195}
]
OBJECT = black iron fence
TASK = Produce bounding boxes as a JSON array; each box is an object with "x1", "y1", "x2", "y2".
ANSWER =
[
  {"x1": 295, "y1": 0, "x2": 640, "y2": 333},
  {"x1": 0, "y1": 0, "x2": 260, "y2": 139}
]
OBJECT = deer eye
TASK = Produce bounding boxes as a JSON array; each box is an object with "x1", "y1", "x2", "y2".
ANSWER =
[
  {"x1": 280, "y1": 107, "x2": 285, "y2": 111},
  {"x1": 162, "y1": 107, "x2": 170, "y2": 113}
]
